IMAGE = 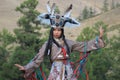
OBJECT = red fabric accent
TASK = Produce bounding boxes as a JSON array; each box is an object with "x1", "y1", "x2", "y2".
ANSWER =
[
  {"x1": 73, "y1": 65, "x2": 80, "y2": 74},
  {"x1": 72, "y1": 52, "x2": 90, "y2": 79},
  {"x1": 86, "y1": 71, "x2": 89, "y2": 80},
  {"x1": 61, "y1": 47, "x2": 67, "y2": 58},
  {"x1": 25, "y1": 67, "x2": 47, "y2": 80},
  {"x1": 80, "y1": 52, "x2": 83, "y2": 60},
  {"x1": 61, "y1": 47, "x2": 67, "y2": 64},
  {"x1": 25, "y1": 73, "x2": 37, "y2": 80},
  {"x1": 40, "y1": 66, "x2": 46, "y2": 80}
]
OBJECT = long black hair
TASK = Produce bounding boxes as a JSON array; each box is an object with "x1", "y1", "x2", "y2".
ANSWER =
[{"x1": 44, "y1": 27, "x2": 70, "y2": 57}]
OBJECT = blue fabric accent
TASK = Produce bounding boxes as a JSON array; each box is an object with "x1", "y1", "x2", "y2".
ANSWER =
[
  {"x1": 78, "y1": 42, "x2": 87, "y2": 79},
  {"x1": 79, "y1": 58, "x2": 86, "y2": 72},
  {"x1": 96, "y1": 36, "x2": 99, "y2": 48},
  {"x1": 35, "y1": 68, "x2": 44, "y2": 80},
  {"x1": 79, "y1": 58, "x2": 86, "y2": 80},
  {"x1": 84, "y1": 42, "x2": 87, "y2": 54},
  {"x1": 29, "y1": 59, "x2": 44, "y2": 80}
]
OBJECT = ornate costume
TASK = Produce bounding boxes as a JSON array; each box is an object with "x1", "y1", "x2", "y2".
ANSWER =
[
  {"x1": 23, "y1": 1, "x2": 105, "y2": 80},
  {"x1": 24, "y1": 38, "x2": 105, "y2": 80}
]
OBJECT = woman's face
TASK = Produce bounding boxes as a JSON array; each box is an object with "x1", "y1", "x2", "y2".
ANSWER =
[{"x1": 53, "y1": 28, "x2": 62, "y2": 38}]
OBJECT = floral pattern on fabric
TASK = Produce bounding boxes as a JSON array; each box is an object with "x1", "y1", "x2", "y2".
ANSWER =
[{"x1": 48, "y1": 60, "x2": 77, "y2": 80}]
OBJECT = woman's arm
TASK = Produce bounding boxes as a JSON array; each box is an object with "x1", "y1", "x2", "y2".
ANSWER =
[
  {"x1": 71, "y1": 27, "x2": 105, "y2": 52},
  {"x1": 24, "y1": 42, "x2": 47, "y2": 77},
  {"x1": 15, "y1": 42, "x2": 47, "y2": 78}
]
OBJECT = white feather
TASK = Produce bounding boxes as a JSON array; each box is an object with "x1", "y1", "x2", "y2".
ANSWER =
[
  {"x1": 64, "y1": 18, "x2": 80, "y2": 28},
  {"x1": 37, "y1": 13, "x2": 51, "y2": 25},
  {"x1": 51, "y1": 3, "x2": 56, "y2": 16},
  {"x1": 46, "y1": 3, "x2": 51, "y2": 13},
  {"x1": 64, "y1": 10, "x2": 72, "y2": 17}
]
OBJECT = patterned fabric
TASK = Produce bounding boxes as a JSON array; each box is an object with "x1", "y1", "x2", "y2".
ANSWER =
[
  {"x1": 48, "y1": 60, "x2": 77, "y2": 80},
  {"x1": 24, "y1": 38, "x2": 105, "y2": 79}
]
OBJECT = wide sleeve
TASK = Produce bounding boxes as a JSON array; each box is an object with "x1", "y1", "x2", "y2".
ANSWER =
[
  {"x1": 70, "y1": 37, "x2": 105, "y2": 52},
  {"x1": 23, "y1": 42, "x2": 47, "y2": 78}
]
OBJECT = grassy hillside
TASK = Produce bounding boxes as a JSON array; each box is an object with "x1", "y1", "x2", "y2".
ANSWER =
[
  {"x1": 0, "y1": 0, "x2": 24, "y2": 32},
  {"x1": 0, "y1": 0, "x2": 120, "y2": 40},
  {"x1": 65, "y1": 7, "x2": 120, "y2": 40}
]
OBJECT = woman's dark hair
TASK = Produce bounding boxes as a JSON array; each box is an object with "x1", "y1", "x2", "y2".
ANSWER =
[{"x1": 44, "y1": 27, "x2": 70, "y2": 57}]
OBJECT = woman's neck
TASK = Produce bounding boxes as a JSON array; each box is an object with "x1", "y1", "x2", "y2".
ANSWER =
[{"x1": 54, "y1": 37, "x2": 64, "y2": 46}]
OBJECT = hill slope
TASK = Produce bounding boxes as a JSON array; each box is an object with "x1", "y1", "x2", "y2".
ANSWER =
[
  {"x1": 0, "y1": 0, "x2": 120, "y2": 40},
  {"x1": 0, "y1": 0, "x2": 23, "y2": 32},
  {"x1": 65, "y1": 8, "x2": 120, "y2": 40}
]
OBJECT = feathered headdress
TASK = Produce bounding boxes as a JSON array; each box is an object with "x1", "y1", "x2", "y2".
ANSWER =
[{"x1": 37, "y1": 1, "x2": 80, "y2": 28}]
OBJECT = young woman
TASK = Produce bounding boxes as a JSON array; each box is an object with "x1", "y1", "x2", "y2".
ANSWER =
[
  {"x1": 15, "y1": 2, "x2": 105, "y2": 80},
  {"x1": 15, "y1": 26, "x2": 104, "y2": 80}
]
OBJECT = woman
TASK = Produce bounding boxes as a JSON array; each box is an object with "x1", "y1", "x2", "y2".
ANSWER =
[
  {"x1": 15, "y1": 2, "x2": 105, "y2": 80},
  {"x1": 15, "y1": 26, "x2": 104, "y2": 80}
]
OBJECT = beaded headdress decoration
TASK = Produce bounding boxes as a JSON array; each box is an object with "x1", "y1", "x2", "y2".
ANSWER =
[{"x1": 37, "y1": 1, "x2": 80, "y2": 28}]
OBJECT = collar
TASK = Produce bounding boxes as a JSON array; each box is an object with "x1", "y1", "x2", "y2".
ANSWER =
[{"x1": 54, "y1": 37, "x2": 64, "y2": 46}]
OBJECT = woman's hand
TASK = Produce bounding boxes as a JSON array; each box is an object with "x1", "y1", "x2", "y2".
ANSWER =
[
  {"x1": 99, "y1": 27, "x2": 104, "y2": 39},
  {"x1": 14, "y1": 64, "x2": 25, "y2": 71}
]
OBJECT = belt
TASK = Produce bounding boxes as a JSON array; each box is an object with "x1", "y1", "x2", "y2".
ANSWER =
[{"x1": 53, "y1": 58, "x2": 69, "y2": 64}]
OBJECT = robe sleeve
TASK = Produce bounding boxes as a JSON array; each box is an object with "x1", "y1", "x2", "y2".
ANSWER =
[
  {"x1": 23, "y1": 42, "x2": 47, "y2": 78},
  {"x1": 71, "y1": 36, "x2": 105, "y2": 52}
]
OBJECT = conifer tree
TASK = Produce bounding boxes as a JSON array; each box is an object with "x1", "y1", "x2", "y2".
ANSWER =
[
  {"x1": 102, "y1": 0, "x2": 109, "y2": 12},
  {"x1": 82, "y1": 6, "x2": 89, "y2": 19},
  {"x1": 0, "y1": 0, "x2": 46, "y2": 79}
]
